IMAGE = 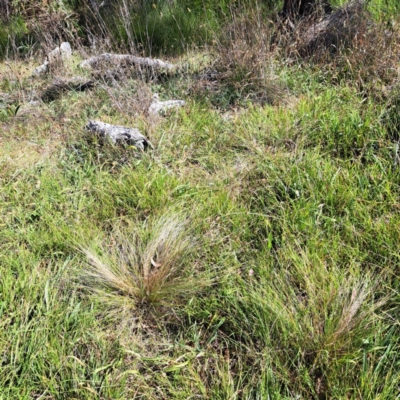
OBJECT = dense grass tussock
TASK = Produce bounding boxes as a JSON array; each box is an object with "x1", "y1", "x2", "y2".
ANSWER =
[
  {"x1": 80, "y1": 213, "x2": 212, "y2": 311},
  {"x1": 0, "y1": 17, "x2": 28, "y2": 58},
  {"x1": 0, "y1": 0, "x2": 400, "y2": 398}
]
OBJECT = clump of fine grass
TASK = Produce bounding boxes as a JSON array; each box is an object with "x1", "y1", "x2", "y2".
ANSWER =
[
  {"x1": 214, "y1": 245, "x2": 395, "y2": 399},
  {"x1": 286, "y1": 1, "x2": 400, "y2": 94},
  {"x1": 0, "y1": 0, "x2": 82, "y2": 55},
  {"x1": 0, "y1": 1, "x2": 399, "y2": 398},
  {"x1": 210, "y1": 4, "x2": 288, "y2": 108},
  {"x1": 79, "y1": 213, "x2": 211, "y2": 315},
  {"x1": 63, "y1": 0, "x2": 224, "y2": 55}
]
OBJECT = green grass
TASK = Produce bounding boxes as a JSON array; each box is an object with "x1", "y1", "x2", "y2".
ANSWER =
[
  {"x1": 0, "y1": 16, "x2": 28, "y2": 58},
  {"x1": 1, "y1": 6, "x2": 400, "y2": 398}
]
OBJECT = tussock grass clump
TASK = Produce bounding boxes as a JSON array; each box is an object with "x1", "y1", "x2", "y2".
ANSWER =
[
  {"x1": 1, "y1": 0, "x2": 81, "y2": 53},
  {"x1": 211, "y1": 6, "x2": 288, "y2": 108},
  {"x1": 223, "y1": 250, "x2": 396, "y2": 398},
  {"x1": 1, "y1": 1, "x2": 400, "y2": 397},
  {"x1": 287, "y1": 2, "x2": 400, "y2": 93},
  {"x1": 64, "y1": 0, "x2": 225, "y2": 55},
  {"x1": 80, "y1": 214, "x2": 211, "y2": 313}
]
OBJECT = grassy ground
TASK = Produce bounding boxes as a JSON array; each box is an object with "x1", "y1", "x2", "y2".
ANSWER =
[{"x1": 1, "y1": 3, "x2": 400, "y2": 399}]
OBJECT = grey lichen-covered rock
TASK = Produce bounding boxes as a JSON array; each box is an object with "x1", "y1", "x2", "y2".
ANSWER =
[
  {"x1": 59, "y1": 42, "x2": 72, "y2": 59},
  {"x1": 33, "y1": 60, "x2": 50, "y2": 76},
  {"x1": 85, "y1": 120, "x2": 153, "y2": 151},
  {"x1": 47, "y1": 42, "x2": 72, "y2": 63},
  {"x1": 79, "y1": 53, "x2": 175, "y2": 71},
  {"x1": 148, "y1": 93, "x2": 185, "y2": 116}
]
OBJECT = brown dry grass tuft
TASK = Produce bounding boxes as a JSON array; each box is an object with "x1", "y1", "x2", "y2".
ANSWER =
[
  {"x1": 285, "y1": 2, "x2": 400, "y2": 93},
  {"x1": 79, "y1": 213, "x2": 212, "y2": 316},
  {"x1": 211, "y1": 1, "x2": 399, "y2": 103},
  {"x1": 8, "y1": 1, "x2": 82, "y2": 50},
  {"x1": 99, "y1": 79, "x2": 153, "y2": 117},
  {"x1": 212, "y1": 5, "x2": 288, "y2": 107}
]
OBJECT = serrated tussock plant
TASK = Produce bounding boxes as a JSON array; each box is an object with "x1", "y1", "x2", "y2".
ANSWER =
[
  {"x1": 79, "y1": 213, "x2": 211, "y2": 312},
  {"x1": 234, "y1": 246, "x2": 393, "y2": 397}
]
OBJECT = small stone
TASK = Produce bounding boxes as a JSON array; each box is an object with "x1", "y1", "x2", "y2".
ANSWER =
[
  {"x1": 60, "y1": 42, "x2": 72, "y2": 60},
  {"x1": 148, "y1": 93, "x2": 185, "y2": 115}
]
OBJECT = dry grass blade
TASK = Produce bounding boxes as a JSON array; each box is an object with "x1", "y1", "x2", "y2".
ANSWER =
[{"x1": 327, "y1": 278, "x2": 390, "y2": 346}]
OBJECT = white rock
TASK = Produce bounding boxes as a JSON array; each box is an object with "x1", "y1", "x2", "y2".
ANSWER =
[
  {"x1": 48, "y1": 42, "x2": 72, "y2": 63},
  {"x1": 32, "y1": 60, "x2": 49, "y2": 76},
  {"x1": 32, "y1": 42, "x2": 72, "y2": 77},
  {"x1": 86, "y1": 120, "x2": 153, "y2": 151},
  {"x1": 79, "y1": 53, "x2": 175, "y2": 70},
  {"x1": 148, "y1": 93, "x2": 185, "y2": 115},
  {"x1": 60, "y1": 42, "x2": 72, "y2": 60}
]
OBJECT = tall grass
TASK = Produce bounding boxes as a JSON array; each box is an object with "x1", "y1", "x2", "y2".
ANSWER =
[
  {"x1": 0, "y1": 17, "x2": 28, "y2": 58},
  {"x1": 64, "y1": 0, "x2": 231, "y2": 54},
  {"x1": 0, "y1": 0, "x2": 399, "y2": 397}
]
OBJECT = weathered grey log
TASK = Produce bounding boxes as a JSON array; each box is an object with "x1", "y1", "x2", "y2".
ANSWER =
[
  {"x1": 79, "y1": 53, "x2": 175, "y2": 71},
  {"x1": 85, "y1": 120, "x2": 153, "y2": 151},
  {"x1": 41, "y1": 76, "x2": 95, "y2": 102},
  {"x1": 148, "y1": 93, "x2": 185, "y2": 115}
]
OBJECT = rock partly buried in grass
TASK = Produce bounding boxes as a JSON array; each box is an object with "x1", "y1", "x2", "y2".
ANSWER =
[
  {"x1": 86, "y1": 120, "x2": 153, "y2": 151},
  {"x1": 148, "y1": 93, "x2": 185, "y2": 116},
  {"x1": 33, "y1": 60, "x2": 50, "y2": 77},
  {"x1": 32, "y1": 42, "x2": 73, "y2": 76},
  {"x1": 79, "y1": 54, "x2": 175, "y2": 78},
  {"x1": 48, "y1": 42, "x2": 72, "y2": 63},
  {"x1": 41, "y1": 76, "x2": 95, "y2": 102}
]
